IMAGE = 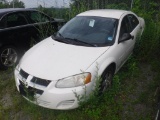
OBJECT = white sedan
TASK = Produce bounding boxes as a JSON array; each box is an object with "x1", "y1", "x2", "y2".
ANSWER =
[{"x1": 14, "y1": 9, "x2": 145, "y2": 110}]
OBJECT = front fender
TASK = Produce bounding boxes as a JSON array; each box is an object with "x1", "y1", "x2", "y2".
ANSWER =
[
  {"x1": 86, "y1": 57, "x2": 116, "y2": 83},
  {"x1": 98, "y1": 57, "x2": 117, "y2": 76}
]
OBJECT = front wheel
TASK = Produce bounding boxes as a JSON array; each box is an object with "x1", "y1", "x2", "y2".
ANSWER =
[
  {"x1": 0, "y1": 46, "x2": 19, "y2": 70},
  {"x1": 99, "y1": 66, "x2": 114, "y2": 95}
]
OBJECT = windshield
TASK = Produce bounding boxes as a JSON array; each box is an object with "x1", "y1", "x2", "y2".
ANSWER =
[{"x1": 54, "y1": 16, "x2": 118, "y2": 47}]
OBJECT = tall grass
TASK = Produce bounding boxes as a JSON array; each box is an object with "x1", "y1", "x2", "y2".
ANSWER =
[{"x1": 130, "y1": 0, "x2": 160, "y2": 61}]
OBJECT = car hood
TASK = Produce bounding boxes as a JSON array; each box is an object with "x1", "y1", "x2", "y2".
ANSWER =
[{"x1": 20, "y1": 37, "x2": 110, "y2": 81}]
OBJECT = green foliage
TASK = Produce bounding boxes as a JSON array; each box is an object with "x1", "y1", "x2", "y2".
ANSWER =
[
  {"x1": 30, "y1": 23, "x2": 55, "y2": 47},
  {"x1": 135, "y1": 16, "x2": 160, "y2": 61},
  {"x1": 0, "y1": 0, "x2": 25, "y2": 8},
  {"x1": 0, "y1": 0, "x2": 9, "y2": 8},
  {"x1": 10, "y1": 0, "x2": 25, "y2": 8},
  {"x1": 125, "y1": 0, "x2": 160, "y2": 63},
  {"x1": 106, "y1": 3, "x2": 129, "y2": 10},
  {"x1": 37, "y1": 7, "x2": 70, "y2": 21},
  {"x1": 73, "y1": 65, "x2": 121, "y2": 119}
]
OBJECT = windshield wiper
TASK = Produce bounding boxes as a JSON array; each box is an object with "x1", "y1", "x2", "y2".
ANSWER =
[
  {"x1": 65, "y1": 37, "x2": 97, "y2": 47},
  {"x1": 52, "y1": 34, "x2": 97, "y2": 47},
  {"x1": 57, "y1": 32, "x2": 64, "y2": 38},
  {"x1": 51, "y1": 35, "x2": 71, "y2": 44}
]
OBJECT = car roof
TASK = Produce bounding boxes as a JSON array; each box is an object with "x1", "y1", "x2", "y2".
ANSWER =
[
  {"x1": 0, "y1": 8, "x2": 37, "y2": 17},
  {"x1": 0, "y1": 8, "x2": 63, "y2": 22},
  {"x1": 77, "y1": 9, "x2": 132, "y2": 19},
  {"x1": 0, "y1": 8, "x2": 36, "y2": 13},
  {"x1": 0, "y1": 8, "x2": 41, "y2": 19}
]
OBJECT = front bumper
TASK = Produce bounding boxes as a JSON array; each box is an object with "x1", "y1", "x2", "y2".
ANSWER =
[{"x1": 14, "y1": 68, "x2": 92, "y2": 110}]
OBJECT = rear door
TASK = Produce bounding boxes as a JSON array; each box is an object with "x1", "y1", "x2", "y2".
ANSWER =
[
  {"x1": 115, "y1": 14, "x2": 133, "y2": 69},
  {"x1": 0, "y1": 11, "x2": 31, "y2": 51},
  {"x1": 116, "y1": 14, "x2": 140, "y2": 69},
  {"x1": 127, "y1": 14, "x2": 141, "y2": 43}
]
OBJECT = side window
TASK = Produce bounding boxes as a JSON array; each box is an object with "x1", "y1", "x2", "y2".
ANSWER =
[
  {"x1": 29, "y1": 11, "x2": 50, "y2": 23},
  {"x1": 2, "y1": 12, "x2": 28, "y2": 28},
  {"x1": 119, "y1": 16, "x2": 132, "y2": 38},
  {"x1": 0, "y1": 17, "x2": 7, "y2": 29},
  {"x1": 128, "y1": 14, "x2": 139, "y2": 31}
]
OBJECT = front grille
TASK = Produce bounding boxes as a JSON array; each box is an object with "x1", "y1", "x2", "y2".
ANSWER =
[
  {"x1": 19, "y1": 69, "x2": 29, "y2": 79},
  {"x1": 18, "y1": 69, "x2": 51, "y2": 99},
  {"x1": 19, "y1": 80, "x2": 44, "y2": 97},
  {"x1": 31, "y1": 77, "x2": 51, "y2": 87},
  {"x1": 19, "y1": 69, "x2": 51, "y2": 87}
]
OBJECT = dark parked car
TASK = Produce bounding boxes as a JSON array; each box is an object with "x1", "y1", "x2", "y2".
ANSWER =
[{"x1": 0, "y1": 8, "x2": 64, "y2": 69}]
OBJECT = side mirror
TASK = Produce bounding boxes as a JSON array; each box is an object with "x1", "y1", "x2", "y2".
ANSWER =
[{"x1": 119, "y1": 33, "x2": 134, "y2": 43}]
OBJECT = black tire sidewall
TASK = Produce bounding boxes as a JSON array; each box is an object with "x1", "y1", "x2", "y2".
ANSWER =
[{"x1": 99, "y1": 66, "x2": 114, "y2": 94}]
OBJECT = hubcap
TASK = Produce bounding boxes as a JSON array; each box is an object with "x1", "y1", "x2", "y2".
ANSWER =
[
  {"x1": 1, "y1": 48, "x2": 17, "y2": 67},
  {"x1": 101, "y1": 71, "x2": 112, "y2": 92}
]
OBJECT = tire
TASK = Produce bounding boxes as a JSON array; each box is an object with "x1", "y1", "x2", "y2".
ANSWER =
[
  {"x1": 0, "y1": 46, "x2": 19, "y2": 70},
  {"x1": 99, "y1": 66, "x2": 114, "y2": 95}
]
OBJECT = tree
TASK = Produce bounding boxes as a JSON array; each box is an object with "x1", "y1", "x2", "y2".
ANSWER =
[
  {"x1": 0, "y1": 0, "x2": 9, "y2": 8},
  {"x1": 0, "y1": 0, "x2": 25, "y2": 8},
  {"x1": 9, "y1": 0, "x2": 25, "y2": 8}
]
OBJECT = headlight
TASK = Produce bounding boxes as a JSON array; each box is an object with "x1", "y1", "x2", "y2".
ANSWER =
[{"x1": 56, "y1": 73, "x2": 91, "y2": 88}]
